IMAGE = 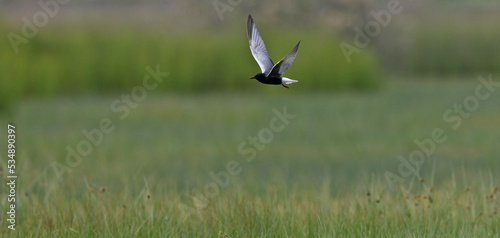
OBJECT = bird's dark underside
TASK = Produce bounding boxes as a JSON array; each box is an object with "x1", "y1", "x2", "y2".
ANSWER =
[{"x1": 251, "y1": 73, "x2": 281, "y2": 85}]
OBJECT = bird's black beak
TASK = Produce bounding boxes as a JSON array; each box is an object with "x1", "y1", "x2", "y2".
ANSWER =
[{"x1": 250, "y1": 76, "x2": 255, "y2": 79}]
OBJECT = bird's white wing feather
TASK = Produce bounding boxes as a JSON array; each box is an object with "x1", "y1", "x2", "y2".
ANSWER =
[
  {"x1": 268, "y1": 41, "x2": 300, "y2": 77},
  {"x1": 247, "y1": 15, "x2": 274, "y2": 74}
]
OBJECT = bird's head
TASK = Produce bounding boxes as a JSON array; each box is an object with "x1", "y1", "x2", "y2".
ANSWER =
[{"x1": 250, "y1": 73, "x2": 264, "y2": 80}]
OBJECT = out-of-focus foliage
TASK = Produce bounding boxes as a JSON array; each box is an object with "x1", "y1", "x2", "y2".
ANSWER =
[{"x1": 0, "y1": 19, "x2": 380, "y2": 111}]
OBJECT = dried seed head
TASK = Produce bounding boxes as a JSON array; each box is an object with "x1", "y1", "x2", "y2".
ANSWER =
[
  {"x1": 375, "y1": 199, "x2": 380, "y2": 204},
  {"x1": 465, "y1": 186, "x2": 470, "y2": 192},
  {"x1": 147, "y1": 194, "x2": 151, "y2": 199},
  {"x1": 367, "y1": 192, "x2": 371, "y2": 196},
  {"x1": 89, "y1": 187, "x2": 94, "y2": 193},
  {"x1": 419, "y1": 178, "x2": 424, "y2": 183},
  {"x1": 100, "y1": 187, "x2": 105, "y2": 194}
]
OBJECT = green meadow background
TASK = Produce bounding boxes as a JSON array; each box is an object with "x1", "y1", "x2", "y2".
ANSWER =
[{"x1": 1, "y1": 0, "x2": 500, "y2": 237}]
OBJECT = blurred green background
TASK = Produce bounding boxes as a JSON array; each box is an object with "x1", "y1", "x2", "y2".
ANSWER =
[
  {"x1": 1, "y1": 0, "x2": 500, "y2": 111},
  {"x1": 1, "y1": 0, "x2": 500, "y2": 236}
]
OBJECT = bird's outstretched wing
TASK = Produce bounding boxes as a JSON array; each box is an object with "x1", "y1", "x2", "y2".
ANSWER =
[
  {"x1": 268, "y1": 41, "x2": 300, "y2": 77},
  {"x1": 247, "y1": 15, "x2": 274, "y2": 74}
]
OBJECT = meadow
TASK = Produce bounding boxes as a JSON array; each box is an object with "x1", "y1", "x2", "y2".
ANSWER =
[
  {"x1": 1, "y1": 79, "x2": 499, "y2": 237},
  {"x1": 0, "y1": 19, "x2": 380, "y2": 112},
  {"x1": 2, "y1": 2, "x2": 500, "y2": 236}
]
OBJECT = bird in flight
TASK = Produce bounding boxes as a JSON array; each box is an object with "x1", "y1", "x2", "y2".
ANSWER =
[{"x1": 247, "y1": 15, "x2": 300, "y2": 89}]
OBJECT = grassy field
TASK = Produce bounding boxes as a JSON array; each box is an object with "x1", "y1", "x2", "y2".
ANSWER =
[
  {"x1": 1, "y1": 78, "x2": 500, "y2": 237},
  {"x1": 0, "y1": 18, "x2": 380, "y2": 111}
]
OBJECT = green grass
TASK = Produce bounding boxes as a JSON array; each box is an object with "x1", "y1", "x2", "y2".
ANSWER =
[
  {"x1": 1, "y1": 78, "x2": 500, "y2": 237},
  {"x1": 0, "y1": 19, "x2": 380, "y2": 112},
  {"x1": 410, "y1": 12, "x2": 500, "y2": 76}
]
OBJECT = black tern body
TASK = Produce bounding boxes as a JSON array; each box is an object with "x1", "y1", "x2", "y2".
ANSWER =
[{"x1": 247, "y1": 15, "x2": 300, "y2": 89}]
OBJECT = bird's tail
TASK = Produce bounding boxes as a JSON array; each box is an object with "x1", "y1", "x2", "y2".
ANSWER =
[{"x1": 282, "y1": 77, "x2": 298, "y2": 85}]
